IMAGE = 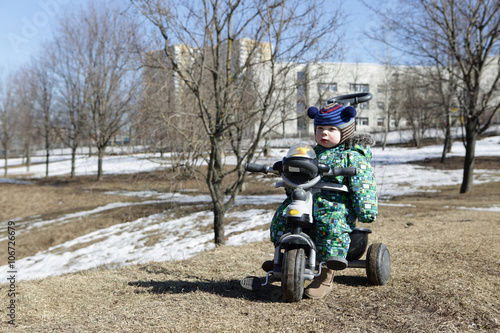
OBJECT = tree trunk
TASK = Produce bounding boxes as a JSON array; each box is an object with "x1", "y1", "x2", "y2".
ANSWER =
[
  {"x1": 460, "y1": 122, "x2": 477, "y2": 193},
  {"x1": 3, "y1": 147, "x2": 8, "y2": 176},
  {"x1": 25, "y1": 145, "x2": 31, "y2": 172},
  {"x1": 208, "y1": 139, "x2": 226, "y2": 245},
  {"x1": 413, "y1": 125, "x2": 421, "y2": 148},
  {"x1": 440, "y1": 112, "x2": 452, "y2": 163},
  {"x1": 382, "y1": 115, "x2": 389, "y2": 150},
  {"x1": 45, "y1": 147, "x2": 50, "y2": 178},
  {"x1": 97, "y1": 147, "x2": 104, "y2": 181},
  {"x1": 440, "y1": 133, "x2": 450, "y2": 163},
  {"x1": 213, "y1": 199, "x2": 226, "y2": 245},
  {"x1": 71, "y1": 146, "x2": 77, "y2": 178}
]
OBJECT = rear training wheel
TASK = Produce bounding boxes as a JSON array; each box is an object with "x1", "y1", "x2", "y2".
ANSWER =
[
  {"x1": 366, "y1": 243, "x2": 390, "y2": 285},
  {"x1": 281, "y1": 247, "x2": 305, "y2": 302}
]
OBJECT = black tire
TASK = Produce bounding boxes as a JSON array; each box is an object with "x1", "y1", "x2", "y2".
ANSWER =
[
  {"x1": 366, "y1": 243, "x2": 390, "y2": 285},
  {"x1": 281, "y1": 247, "x2": 306, "y2": 302}
]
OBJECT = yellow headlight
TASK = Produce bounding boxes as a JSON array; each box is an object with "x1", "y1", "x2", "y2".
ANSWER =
[{"x1": 289, "y1": 209, "x2": 299, "y2": 215}]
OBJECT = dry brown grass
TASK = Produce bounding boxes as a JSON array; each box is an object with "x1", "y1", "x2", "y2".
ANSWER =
[{"x1": 0, "y1": 160, "x2": 499, "y2": 332}]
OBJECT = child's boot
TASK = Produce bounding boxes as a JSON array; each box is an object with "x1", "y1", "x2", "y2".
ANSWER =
[{"x1": 304, "y1": 267, "x2": 335, "y2": 299}]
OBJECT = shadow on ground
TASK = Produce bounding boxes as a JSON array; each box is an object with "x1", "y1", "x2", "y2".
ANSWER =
[
  {"x1": 128, "y1": 272, "x2": 371, "y2": 303},
  {"x1": 128, "y1": 277, "x2": 285, "y2": 303}
]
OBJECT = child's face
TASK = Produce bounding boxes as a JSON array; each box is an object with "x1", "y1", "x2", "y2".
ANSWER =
[{"x1": 315, "y1": 125, "x2": 341, "y2": 148}]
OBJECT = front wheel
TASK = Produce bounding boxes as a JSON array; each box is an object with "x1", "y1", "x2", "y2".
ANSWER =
[
  {"x1": 366, "y1": 243, "x2": 391, "y2": 285},
  {"x1": 281, "y1": 247, "x2": 305, "y2": 302}
]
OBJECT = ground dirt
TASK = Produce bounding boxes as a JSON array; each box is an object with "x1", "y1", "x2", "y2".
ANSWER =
[{"x1": 0, "y1": 158, "x2": 499, "y2": 332}]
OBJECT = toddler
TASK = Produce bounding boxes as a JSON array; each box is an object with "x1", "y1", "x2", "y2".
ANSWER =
[{"x1": 269, "y1": 102, "x2": 378, "y2": 299}]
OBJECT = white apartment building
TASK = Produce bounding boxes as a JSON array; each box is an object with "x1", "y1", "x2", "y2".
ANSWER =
[
  {"x1": 146, "y1": 40, "x2": 499, "y2": 141},
  {"x1": 275, "y1": 62, "x2": 398, "y2": 137},
  {"x1": 278, "y1": 57, "x2": 500, "y2": 138},
  {"x1": 146, "y1": 40, "x2": 419, "y2": 139}
]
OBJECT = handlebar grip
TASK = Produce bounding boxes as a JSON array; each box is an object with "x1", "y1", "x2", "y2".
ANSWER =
[
  {"x1": 332, "y1": 167, "x2": 357, "y2": 177},
  {"x1": 245, "y1": 163, "x2": 268, "y2": 173}
]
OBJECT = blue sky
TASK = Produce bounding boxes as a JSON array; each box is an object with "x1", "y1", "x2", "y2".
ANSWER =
[
  {"x1": 0, "y1": 0, "x2": 380, "y2": 79},
  {"x1": 0, "y1": 0, "x2": 75, "y2": 76}
]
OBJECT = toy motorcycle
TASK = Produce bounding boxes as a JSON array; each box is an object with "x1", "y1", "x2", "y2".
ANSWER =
[{"x1": 240, "y1": 93, "x2": 390, "y2": 302}]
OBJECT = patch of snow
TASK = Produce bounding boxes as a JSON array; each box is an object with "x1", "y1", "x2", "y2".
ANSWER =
[
  {"x1": 14, "y1": 209, "x2": 275, "y2": 281},
  {"x1": 445, "y1": 205, "x2": 500, "y2": 212}
]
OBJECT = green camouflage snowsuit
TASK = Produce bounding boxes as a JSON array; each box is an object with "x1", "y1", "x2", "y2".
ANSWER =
[{"x1": 270, "y1": 133, "x2": 378, "y2": 261}]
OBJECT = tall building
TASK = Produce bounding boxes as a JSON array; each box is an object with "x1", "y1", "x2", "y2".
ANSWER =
[
  {"x1": 143, "y1": 40, "x2": 499, "y2": 141},
  {"x1": 294, "y1": 62, "x2": 401, "y2": 136}
]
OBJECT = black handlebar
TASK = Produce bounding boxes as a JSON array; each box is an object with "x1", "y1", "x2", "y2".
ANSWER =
[
  {"x1": 319, "y1": 163, "x2": 357, "y2": 177},
  {"x1": 245, "y1": 163, "x2": 268, "y2": 173},
  {"x1": 331, "y1": 167, "x2": 357, "y2": 177},
  {"x1": 246, "y1": 161, "x2": 357, "y2": 178},
  {"x1": 327, "y1": 93, "x2": 373, "y2": 106}
]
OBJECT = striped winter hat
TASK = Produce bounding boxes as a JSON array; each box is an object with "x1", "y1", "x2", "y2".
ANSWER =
[{"x1": 307, "y1": 102, "x2": 357, "y2": 144}]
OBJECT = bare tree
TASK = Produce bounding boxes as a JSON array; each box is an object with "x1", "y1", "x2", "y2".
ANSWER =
[
  {"x1": 139, "y1": 50, "x2": 201, "y2": 167},
  {"x1": 381, "y1": 73, "x2": 403, "y2": 149},
  {"x1": 52, "y1": 24, "x2": 89, "y2": 178},
  {"x1": 13, "y1": 68, "x2": 37, "y2": 172},
  {"x1": 366, "y1": 0, "x2": 500, "y2": 193},
  {"x1": 133, "y1": 0, "x2": 345, "y2": 245},
  {"x1": 372, "y1": 46, "x2": 404, "y2": 150},
  {"x1": 0, "y1": 75, "x2": 18, "y2": 176},
  {"x1": 56, "y1": 2, "x2": 142, "y2": 180},
  {"x1": 31, "y1": 55, "x2": 56, "y2": 178},
  {"x1": 398, "y1": 70, "x2": 441, "y2": 147},
  {"x1": 85, "y1": 4, "x2": 141, "y2": 180},
  {"x1": 424, "y1": 56, "x2": 458, "y2": 163}
]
